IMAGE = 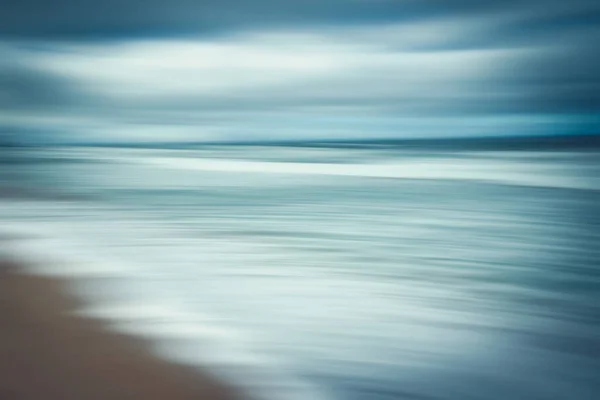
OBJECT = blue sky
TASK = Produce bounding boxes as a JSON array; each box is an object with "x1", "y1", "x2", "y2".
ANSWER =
[{"x1": 0, "y1": 0, "x2": 598, "y2": 143}]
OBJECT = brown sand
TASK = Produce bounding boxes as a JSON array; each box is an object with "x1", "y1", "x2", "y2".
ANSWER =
[{"x1": 0, "y1": 260, "x2": 242, "y2": 400}]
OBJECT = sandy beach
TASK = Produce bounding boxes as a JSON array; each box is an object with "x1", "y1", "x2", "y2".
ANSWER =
[{"x1": 0, "y1": 259, "x2": 241, "y2": 400}]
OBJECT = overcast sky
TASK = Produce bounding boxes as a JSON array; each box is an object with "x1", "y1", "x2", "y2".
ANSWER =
[{"x1": 1, "y1": 0, "x2": 598, "y2": 143}]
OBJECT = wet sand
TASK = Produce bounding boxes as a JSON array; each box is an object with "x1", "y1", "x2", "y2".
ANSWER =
[{"x1": 0, "y1": 260, "x2": 242, "y2": 400}]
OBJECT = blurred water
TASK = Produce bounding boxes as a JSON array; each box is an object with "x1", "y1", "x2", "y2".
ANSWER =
[{"x1": 1, "y1": 144, "x2": 599, "y2": 400}]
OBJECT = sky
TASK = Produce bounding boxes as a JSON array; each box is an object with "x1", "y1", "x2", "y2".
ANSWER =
[{"x1": 0, "y1": 0, "x2": 598, "y2": 143}]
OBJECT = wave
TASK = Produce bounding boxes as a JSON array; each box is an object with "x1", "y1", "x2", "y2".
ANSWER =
[
  {"x1": 0, "y1": 211, "x2": 334, "y2": 400},
  {"x1": 17, "y1": 146, "x2": 600, "y2": 191},
  {"x1": 122, "y1": 155, "x2": 600, "y2": 191}
]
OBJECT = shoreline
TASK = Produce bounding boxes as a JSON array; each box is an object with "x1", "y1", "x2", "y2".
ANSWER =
[{"x1": 0, "y1": 259, "x2": 242, "y2": 400}]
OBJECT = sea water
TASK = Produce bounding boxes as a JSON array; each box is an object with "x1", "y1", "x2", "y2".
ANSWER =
[{"x1": 1, "y1": 143, "x2": 599, "y2": 400}]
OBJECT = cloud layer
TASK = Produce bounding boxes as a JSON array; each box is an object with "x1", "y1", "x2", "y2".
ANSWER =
[{"x1": 0, "y1": 0, "x2": 598, "y2": 142}]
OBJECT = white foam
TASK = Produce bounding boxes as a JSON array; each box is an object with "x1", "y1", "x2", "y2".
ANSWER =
[
  {"x1": 0, "y1": 215, "x2": 335, "y2": 400},
  {"x1": 119, "y1": 154, "x2": 600, "y2": 191}
]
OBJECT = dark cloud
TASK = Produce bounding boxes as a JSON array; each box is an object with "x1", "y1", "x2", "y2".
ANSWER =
[
  {"x1": 0, "y1": 61, "x2": 74, "y2": 111},
  {"x1": 0, "y1": 0, "x2": 597, "y2": 41},
  {"x1": 516, "y1": 46, "x2": 600, "y2": 114}
]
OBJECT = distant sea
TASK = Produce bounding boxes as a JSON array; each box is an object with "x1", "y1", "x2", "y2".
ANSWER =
[{"x1": 1, "y1": 137, "x2": 599, "y2": 400}]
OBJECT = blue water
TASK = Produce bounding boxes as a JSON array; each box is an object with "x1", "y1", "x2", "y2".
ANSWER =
[{"x1": 1, "y1": 144, "x2": 599, "y2": 400}]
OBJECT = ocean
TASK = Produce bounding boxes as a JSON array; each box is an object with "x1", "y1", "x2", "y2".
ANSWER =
[{"x1": 1, "y1": 141, "x2": 599, "y2": 400}]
